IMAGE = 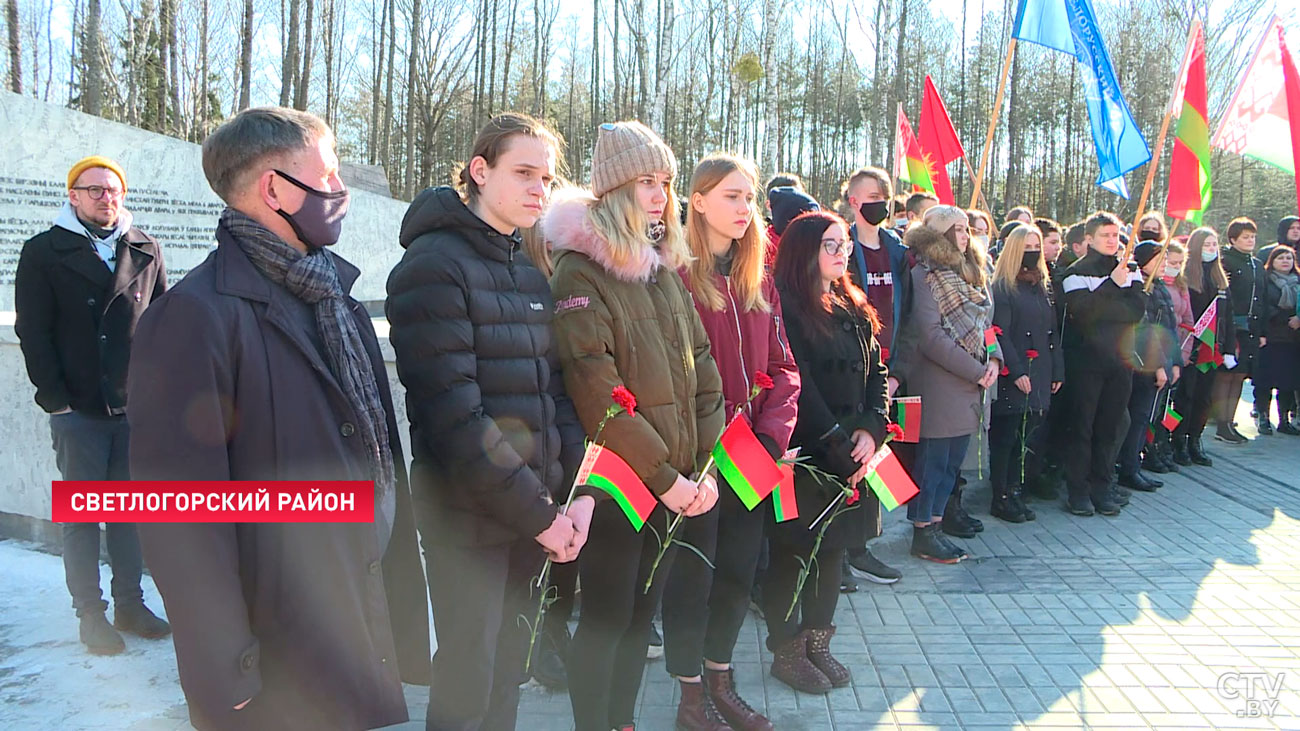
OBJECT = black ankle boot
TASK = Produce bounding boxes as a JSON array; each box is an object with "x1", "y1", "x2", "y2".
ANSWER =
[
  {"x1": 1011, "y1": 488, "x2": 1035, "y2": 521},
  {"x1": 1171, "y1": 434, "x2": 1193, "y2": 466},
  {"x1": 990, "y1": 488, "x2": 1025, "y2": 523},
  {"x1": 1188, "y1": 435, "x2": 1213, "y2": 466}
]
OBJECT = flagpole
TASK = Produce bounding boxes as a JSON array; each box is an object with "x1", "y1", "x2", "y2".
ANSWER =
[
  {"x1": 1131, "y1": 20, "x2": 1201, "y2": 236},
  {"x1": 961, "y1": 156, "x2": 992, "y2": 217},
  {"x1": 969, "y1": 39, "x2": 1016, "y2": 210}
]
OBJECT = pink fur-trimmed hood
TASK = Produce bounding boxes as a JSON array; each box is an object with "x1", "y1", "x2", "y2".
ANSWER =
[{"x1": 541, "y1": 187, "x2": 662, "y2": 282}]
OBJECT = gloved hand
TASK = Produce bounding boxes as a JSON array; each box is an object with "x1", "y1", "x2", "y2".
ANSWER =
[{"x1": 1223, "y1": 354, "x2": 1238, "y2": 370}]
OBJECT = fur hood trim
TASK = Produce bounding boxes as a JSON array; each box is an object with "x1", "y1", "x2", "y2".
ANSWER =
[
  {"x1": 903, "y1": 224, "x2": 966, "y2": 271},
  {"x1": 541, "y1": 187, "x2": 662, "y2": 282}
]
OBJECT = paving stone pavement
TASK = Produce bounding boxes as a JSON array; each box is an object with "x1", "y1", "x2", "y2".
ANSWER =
[{"x1": 1, "y1": 396, "x2": 1298, "y2": 730}]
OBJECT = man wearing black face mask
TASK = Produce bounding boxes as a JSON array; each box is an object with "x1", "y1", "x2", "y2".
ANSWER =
[
  {"x1": 837, "y1": 166, "x2": 911, "y2": 588},
  {"x1": 125, "y1": 107, "x2": 431, "y2": 730}
]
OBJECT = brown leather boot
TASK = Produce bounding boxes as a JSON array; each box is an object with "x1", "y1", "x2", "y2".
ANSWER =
[
  {"x1": 675, "y1": 679, "x2": 733, "y2": 731},
  {"x1": 769, "y1": 631, "x2": 831, "y2": 694},
  {"x1": 804, "y1": 626, "x2": 851, "y2": 687},
  {"x1": 704, "y1": 667, "x2": 773, "y2": 731}
]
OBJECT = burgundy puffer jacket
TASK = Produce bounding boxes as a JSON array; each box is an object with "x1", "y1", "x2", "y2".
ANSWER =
[{"x1": 682, "y1": 269, "x2": 800, "y2": 456}]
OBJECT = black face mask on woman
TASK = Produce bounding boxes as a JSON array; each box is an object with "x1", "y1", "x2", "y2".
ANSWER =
[
  {"x1": 859, "y1": 200, "x2": 891, "y2": 227},
  {"x1": 273, "y1": 170, "x2": 351, "y2": 248},
  {"x1": 1021, "y1": 250, "x2": 1041, "y2": 269}
]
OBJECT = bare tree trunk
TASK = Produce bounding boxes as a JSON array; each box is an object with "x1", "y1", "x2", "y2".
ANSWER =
[
  {"x1": 281, "y1": 0, "x2": 300, "y2": 106},
  {"x1": 759, "y1": 0, "x2": 777, "y2": 175},
  {"x1": 166, "y1": 0, "x2": 180, "y2": 131},
  {"x1": 383, "y1": 0, "x2": 395, "y2": 172},
  {"x1": 591, "y1": 0, "x2": 599, "y2": 124},
  {"x1": 198, "y1": 0, "x2": 209, "y2": 133},
  {"x1": 499, "y1": 0, "x2": 516, "y2": 113},
  {"x1": 1005, "y1": 42, "x2": 1022, "y2": 205},
  {"x1": 7, "y1": 0, "x2": 21, "y2": 93},
  {"x1": 238, "y1": 0, "x2": 252, "y2": 110},
  {"x1": 295, "y1": 0, "x2": 314, "y2": 110},
  {"x1": 648, "y1": 0, "x2": 672, "y2": 130},
  {"x1": 404, "y1": 0, "x2": 421, "y2": 198},
  {"x1": 892, "y1": 0, "x2": 909, "y2": 145},
  {"x1": 633, "y1": 0, "x2": 646, "y2": 119},
  {"x1": 324, "y1": 0, "x2": 335, "y2": 126}
]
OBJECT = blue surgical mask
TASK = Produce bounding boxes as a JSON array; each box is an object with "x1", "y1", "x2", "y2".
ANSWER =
[{"x1": 1201, "y1": 247, "x2": 1218, "y2": 263}]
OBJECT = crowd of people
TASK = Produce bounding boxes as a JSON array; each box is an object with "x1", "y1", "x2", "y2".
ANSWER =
[{"x1": 13, "y1": 105, "x2": 1300, "y2": 731}]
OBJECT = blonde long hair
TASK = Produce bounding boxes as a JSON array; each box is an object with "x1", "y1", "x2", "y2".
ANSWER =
[
  {"x1": 588, "y1": 179, "x2": 690, "y2": 272},
  {"x1": 684, "y1": 154, "x2": 771, "y2": 313},
  {"x1": 992, "y1": 223, "x2": 1048, "y2": 292}
]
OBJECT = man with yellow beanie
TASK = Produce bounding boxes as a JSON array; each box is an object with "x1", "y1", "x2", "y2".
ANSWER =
[{"x1": 13, "y1": 155, "x2": 170, "y2": 655}]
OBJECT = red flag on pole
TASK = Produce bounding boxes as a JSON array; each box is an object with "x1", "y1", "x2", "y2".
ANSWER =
[
  {"x1": 1280, "y1": 29, "x2": 1300, "y2": 214},
  {"x1": 919, "y1": 75, "x2": 967, "y2": 205}
]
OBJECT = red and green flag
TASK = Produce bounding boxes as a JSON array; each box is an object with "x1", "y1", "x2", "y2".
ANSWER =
[
  {"x1": 1212, "y1": 18, "x2": 1300, "y2": 216},
  {"x1": 896, "y1": 104, "x2": 936, "y2": 195},
  {"x1": 894, "y1": 397, "x2": 922, "y2": 444},
  {"x1": 984, "y1": 328, "x2": 998, "y2": 354},
  {"x1": 1162, "y1": 407, "x2": 1184, "y2": 432},
  {"x1": 712, "y1": 418, "x2": 784, "y2": 510},
  {"x1": 576, "y1": 444, "x2": 657, "y2": 531},
  {"x1": 773, "y1": 462, "x2": 799, "y2": 523},
  {"x1": 863, "y1": 445, "x2": 919, "y2": 512},
  {"x1": 1167, "y1": 21, "x2": 1211, "y2": 225}
]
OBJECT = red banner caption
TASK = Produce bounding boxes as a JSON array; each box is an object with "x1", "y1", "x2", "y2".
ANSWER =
[{"x1": 51, "y1": 481, "x2": 375, "y2": 523}]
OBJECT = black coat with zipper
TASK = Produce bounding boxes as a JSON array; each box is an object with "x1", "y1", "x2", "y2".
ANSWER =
[
  {"x1": 15, "y1": 221, "x2": 166, "y2": 415},
  {"x1": 386, "y1": 186, "x2": 586, "y2": 547},
  {"x1": 776, "y1": 289, "x2": 888, "y2": 548}
]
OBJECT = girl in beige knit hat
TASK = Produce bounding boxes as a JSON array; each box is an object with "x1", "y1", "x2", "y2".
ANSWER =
[{"x1": 543, "y1": 122, "x2": 726, "y2": 731}]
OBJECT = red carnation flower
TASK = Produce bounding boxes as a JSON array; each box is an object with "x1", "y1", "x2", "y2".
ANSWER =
[
  {"x1": 1025, "y1": 349, "x2": 1040, "y2": 360},
  {"x1": 881, "y1": 347, "x2": 891, "y2": 362},
  {"x1": 612, "y1": 385, "x2": 637, "y2": 417},
  {"x1": 886, "y1": 423, "x2": 905, "y2": 441},
  {"x1": 992, "y1": 326, "x2": 1004, "y2": 336},
  {"x1": 753, "y1": 372, "x2": 775, "y2": 390},
  {"x1": 846, "y1": 488, "x2": 860, "y2": 506},
  {"x1": 1000, "y1": 365, "x2": 1010, "y2": 377}
]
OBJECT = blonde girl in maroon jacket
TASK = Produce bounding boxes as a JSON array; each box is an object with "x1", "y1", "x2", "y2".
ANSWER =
[{"x1": 662, "y1": 154, "x2": 799, "y2": 731}]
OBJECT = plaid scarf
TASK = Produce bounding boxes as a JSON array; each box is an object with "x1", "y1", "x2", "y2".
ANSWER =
[
  {"x1": 221, "y1": 209, "x2": 395, "y2": 496},
  {"x1": 925, "y1": 265, "x2": 993, "y2": 361}
]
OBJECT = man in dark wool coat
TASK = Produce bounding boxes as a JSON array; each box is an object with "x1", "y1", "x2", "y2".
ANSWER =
[{"x1": 125, "y1": 106, "x2": 430, "y2": 731}]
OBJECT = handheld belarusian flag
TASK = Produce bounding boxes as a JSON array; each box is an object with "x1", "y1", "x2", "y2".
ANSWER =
[
  {"x1": 863, "y1": 445, "x2": 919, "y2": 512},
  {"x1": 1162, "y1": 407, "x2": 1184, "y2": 432},
  {"x1": 1166, "y1": 21, "x2": 1211, "y2": 225},
  {"x1": 712, "y1": 418, "x2": 784, "y2": 510},
  {"x1": 576, "y1": 444, "x2": 657, "y2": 530},
  {"x1": 773, "y1": 449, "x2": 800, "y2": 523},
  {"x1": 1192, "y1": 300, "x2": 1218, "y2": 348},
  {"x1": 894, "y1": 397, "x2": 922, "y2": 443},
  {"x1": 984, "y1": 328, "x2": 998, "y2": 354}
]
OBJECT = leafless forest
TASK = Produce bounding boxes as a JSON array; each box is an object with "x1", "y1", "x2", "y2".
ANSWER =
[{"x1": 2, "y1": 0, "x2": 1297, "y2": 231}]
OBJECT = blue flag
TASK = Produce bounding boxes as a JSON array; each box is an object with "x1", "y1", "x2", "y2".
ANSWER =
[{"x1": 1013, "y1": 0, "x2": 1150, "y2": 197}]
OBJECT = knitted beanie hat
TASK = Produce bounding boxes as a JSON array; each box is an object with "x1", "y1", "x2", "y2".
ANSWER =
[
  {"x1": 590, "y1": 122, "x2": 678, "y2": 197},
  {"x1": 67, "y1": 155, "x2": 127, "y2": 193},
  {"x1": 922, "y1": 204, "x2": 969, "y2": 236}
]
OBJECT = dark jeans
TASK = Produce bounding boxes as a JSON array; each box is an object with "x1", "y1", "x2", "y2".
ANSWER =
[
  {"x1": 907, "y1": 436, "x2": 971, "y2": 523},
  {"x1": 662, "y1": 483, "x2": 765, "y2": 677},
  {"x1": 425, "y1": 538, "x2": 543, "y2": 731},
  {"x1": 568, "y1": 502, "x2": 677, "y2": 731},
  {"x1": 1064, "y1": 364, "x2": 1133, "y2": 500},
  {"x1": 761, "y1": 537, "x2": 841, "y2": 648},
  {"x1": 49, "y1": 411, "x2": 142, "y2": 616},
  {"x1": 1119, "y1": 375, "x2": 1159, "y2": 475},
  {"x1": 1174, "y1": 364, "x2": 1216, "y2": 438},
  {"x1": 989, "y1": 411, "x2": 1045, "y2": 491}
]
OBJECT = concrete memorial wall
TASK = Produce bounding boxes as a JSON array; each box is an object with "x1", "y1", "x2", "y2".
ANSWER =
[{"x1": 0, "y1": 92, "x2": 414, "y2": 536}]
